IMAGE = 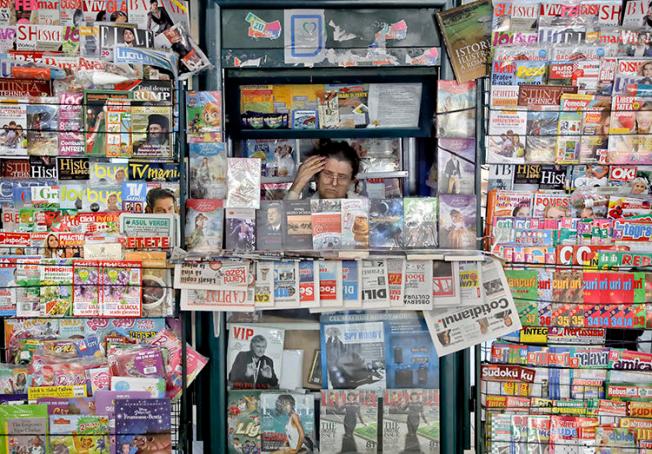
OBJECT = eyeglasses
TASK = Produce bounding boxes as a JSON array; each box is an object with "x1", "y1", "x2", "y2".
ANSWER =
[{"x1": 321, "y1": 170, "x2": 351, "y2": 186}]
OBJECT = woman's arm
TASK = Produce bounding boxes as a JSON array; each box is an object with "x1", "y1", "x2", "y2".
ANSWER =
[{"x1": 291, "y1": 413, "x2": 305, "y2": 452}]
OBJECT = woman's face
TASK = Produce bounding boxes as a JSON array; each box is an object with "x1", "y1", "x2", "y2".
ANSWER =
[
  {"x1": 643, "y1": 63, "x2": 652, "y2": 77},
  {"x1": 47, "y1": 235, "x2": 58, "y2": 248},
  {"x1": 546, "y1": 206, "x2": 566, "y2": 219},
  {"x1": 515, "y1": 206, "x2": 529, "y2": 217},
  {"x1": 580, "y1": 207, "x2": 594, "y2": 218},
  {"x1": 632, "y1": 180, "x2": 648, "y2": 194},
  {"x1": 124, "y1": 29, "x2": 135, "y2": 43}
]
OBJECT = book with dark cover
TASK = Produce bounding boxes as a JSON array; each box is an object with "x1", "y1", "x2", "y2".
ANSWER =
[
  {"x1": 115, "y1": 398, "x2": 172, "y2": 453},
  {"x1": 225, "y1": 207, "x2": 256, "y2": 252},
  {"x1": 369, "y1": 199, "x2": 403, "y2": 249},
  {"x1": 256, "y1": 201, "x2": 284, "y2": 251},
  {"x1": 283, "y1": 199, "x2": 312, "y2": 250}
]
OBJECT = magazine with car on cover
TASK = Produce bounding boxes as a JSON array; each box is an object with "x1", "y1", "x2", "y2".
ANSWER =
[
  {"x1": 320, "y1": 390, "x2": 379, "y2": 454},
  {"x1": 227, "y1": 324, "x2": 284, "y2": 390},
  {"x1": 260, "y1": 392, "x2": 315, "y2": 453}
]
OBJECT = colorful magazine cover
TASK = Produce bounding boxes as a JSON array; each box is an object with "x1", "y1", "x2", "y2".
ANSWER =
[
  {"x1": 187, "y1": 91, "x2": 223, "y2": 142},
  {"x1": 341, "y1": 198, "x2": 369, "y2": 250},
  {"x1": 227, "y1": 390, "x2": 262, "y2": 454},
  {"x1": 185, "y1": 198, "x2": 224, "y2": 254},
  {"x1": 244, "y1": 139, "x2": 297, "y2": 178},
  {"x1": 403, "y1": 197, "x2": 438, "y2": 248},
  {"x1": 49, "y1": 414, "x2": 110, "y2": 454},
  {"x1": 436, "y1": 0, "x2": 492, "y2": 83},
  {"x1": 320, "y1": 390, "x2": 378, "y2": 454},
  {"x1": 26, "y1": 98, "x2": 59, "y2": 156},
  {"x1": 189, "y1": 142, "x2": 227, "y2": 199},
  {"x1": 311, "y1": 198, "x2": 342, "y2": 250},
  {"x1": 436, "y1": 80, "x2": 476, "y2": 139},
  {"x1": 369, "y1": 199, "x2": 403, "y2": 249},
  {"x1": 260, "y1": 392, "x2": 315, "y2": 453},
  {"x1": 438, "y1": 194, "x2": 476, "y2": 249},
  {"x1": 227, "y1": 324, "x2": 284, "y2": 390},
  {"x1": 225, "y1": 207, "x2": 256, "y2": 252},
  {"x1": 436, "y1": 139, "x2": 475, "y2": 195},
  {"x1": 0, "y1": 103, "x2": 27, "y2": 157},
  {"x1": 115, "y1": 399, "x2": 172, "y2": 453},
  {"x1": 383, "y1": 389, "x2": 440, "y2": 453},
  {"x1": 0, "y1": 404, "x2": 48, "y2": 454},
  {"x1": 132, "y1": 105, "x2": 172, "y2": 159}
]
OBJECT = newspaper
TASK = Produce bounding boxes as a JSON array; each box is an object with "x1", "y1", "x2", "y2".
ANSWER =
[
  {"x1": 459, "y1": 261, "x2": 483, "y2": 306},
  {"x1": 361, "y1": 259, "x2": 389, "y2": 309},
  {"x1": 180, "y1": 287, "x2": 254, "y2": 312},
  {"x1": 423, "y1": 258, "x2": 521, "y2": 357},
  {"x1": 113, "y1": 46, "x2": 178, "y2": 78},
  {"x1": 152, "y1": 23, "x2": 212, "y2": 80},
  {"x1": 387, "y1": 258, "x2": 406, "y2": 309},
  {"x1": 254, "y1": 261, "x2": 275, "y2": 310},
  {"x1": 273, "y1": 260, "x2": 300, "y2": 309},
  {"x1": 403, "y1": 260, "x2": 433, "y2": 310},
  {"x1": 173, "y1": 260, "x2": 249, "y2": 291}
]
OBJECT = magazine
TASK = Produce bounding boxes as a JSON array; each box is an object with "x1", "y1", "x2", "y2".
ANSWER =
[
  {"x1": 187, "y1": 91, "x2": 223, "y2": 143},
  {"x1": 244, "y1": 139, "x2": 296, "y2": 178},
  {"x1": 132, "y1": 104, "x2": 173, "y2": 159},
  {"x1": 0, "y1": 405, "x2": 48, "y2": 454},
  {"x1": 227, "y1": 390, "x2": 261, "y2": 454},
  {"x1": 383, "y1": 389, "x2": 440, "y2": 453},
  {"x1": 403, "y1": 197, "x2": 438, "y2": 248},
  {"x1": 320, "y1": 312, "x2": 386, "y2": 390},
  {"x1": 189, "y1": 142, "x2": 227, "y2": 199},
  {"x1": 438, "y1": 194, "x2": 476, "y2": 249},
  {"x1": 260, "y1": 392, "x2": 315, "y2": 453},
  {"x1": 115, "y1": 399, "x2": 172, "y2": 453},
  {"x1": 436, "y1": 139, "x2": 475, "y2": 195},
  {"x1": 225, "y1": 208, "x2": 256, "y2": 252},
  {"x1": 226, "y1": 158, "x2": 261, "y2": 209},
  {"x1": 227, "y1": 324, "x2": 284, "y2": 390},
  {"x1": 436, "y1": 80, "x2": 476, "y2": 138},
  {"x1": 185, "y1": 198, "x2": 224, "y2": 254},
  {"x1": 387, "y1": 258, "x2": 406, "y2": 309},
  {"x1": 49, "y1": 415, "x2": 110, "y2": 453},
  {"x1": 308, "y1": 199, "x2": 341, "y2": 251},
  {"x1": 436, "y1": 0, "x2": 492, "y2": 83},
  {"x1": 0, "y1": 103, "x2": 27, "y2": 157},
  {"x1": 256, "y1": 201, "x2": 284, "y2": 251},
  {"x1": 320, "y1": 390, "x2": 378, "y2": 454},
  {"x1": 341, "y1": 198, "x2": 369, "y2": 250},
  {"x1": 26, "y1": 98, "x2": 59, "y2": 157},
  {"x1": 369, "y1": 199, "x2": 403, "y2": 249},
  {"x1": 318, "y1": 260, "x2": 343, "y2": 309}
]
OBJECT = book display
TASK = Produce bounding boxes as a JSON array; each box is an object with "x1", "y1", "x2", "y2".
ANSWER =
[
  {"x1": 482, "y1": 0, "x2": 652, "y2": 452},
  {"x1": 0, "y1": 0, "x2": 212, "y2": 450}
]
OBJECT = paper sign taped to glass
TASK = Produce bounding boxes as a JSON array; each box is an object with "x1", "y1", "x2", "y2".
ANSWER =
[{"x1": 284, "y1": 9, "x2": 326, "y2": 65}]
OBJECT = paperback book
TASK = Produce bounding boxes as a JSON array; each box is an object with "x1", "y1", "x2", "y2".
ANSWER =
[
  {"x1": 438, "y1": 194, "x2": 477, "y2": 249},
  {"x1": 403, "y1": 197, "x2": 438, "y2": 248},
  {"x1": 256, "y1": 201, "x2": 284, "y2": 251},
  {"x1": 185, "y1": 198, "x2": 224, "y2": 254},
  {"x1": 225, "y1": 207, "x2": 256, "y2": 252},
  {"x1": 283, "y1": 200, "x2": 312, "y2": 250},
  {"x1": 369, "y1": 199, "x2": 403, "y2": 249},
  {"x1": 311, "y1": 199, "x2": 342, "y2": 250},
  {"x1": 188, "y1": 142, "x2": 227, "y2": 199},
  {"x1": 114, "y1": 399, "x2": 172, "y2": 453}
]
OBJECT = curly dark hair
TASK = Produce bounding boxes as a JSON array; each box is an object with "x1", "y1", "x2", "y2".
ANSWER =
[{"x1": 308, "y1": 139, "x2": 361, "y2": 178}]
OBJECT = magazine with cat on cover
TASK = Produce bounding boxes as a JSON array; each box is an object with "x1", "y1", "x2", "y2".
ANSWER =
[
  {"x1": 320, "y1": 390, "x2": 379, "y2": 454},
  {"x1": 185, "y1": 198, "x2": 224, "y2": 254},
  {"x1": 227, "y1": 390, "x2": 261, "y2": 454},
  {"x1": 369, "y1": 199, "x2": 403, "y2": 249},
  {"x1": 403, "y1": 197, "x2": 438, "y2": 248},
  {"x1": 189, "y1": 142, "x2": 227, "y2": 199},
  {"x1": 227, "y1": 324, "x2": 284, "y2": 390},
  {"x1": 383, "y1": 389, "x2": 440, "y2": 454},
  {"x1": 261, "y1": 392, "x2": 315, "y2": 453}
]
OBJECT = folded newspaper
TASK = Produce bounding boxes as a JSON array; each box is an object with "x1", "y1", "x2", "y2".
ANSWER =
[{"x1": 423, "y1": 257, "x2": 521, "y2": 357}]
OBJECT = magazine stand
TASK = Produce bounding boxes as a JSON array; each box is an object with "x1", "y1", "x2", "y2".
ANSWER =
[
  {"x1": 188, "y1": 1, "x2": 484, "y2": 453},
  {"x1": 0, "y1": 84, "x2": 194, "y2": 451},
  {"x1": 477, "y1": 24, "x2": 652, "y2": 454}
]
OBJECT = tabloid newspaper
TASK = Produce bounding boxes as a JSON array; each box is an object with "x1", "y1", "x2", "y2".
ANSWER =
[
  {"x1": 361, "y1": 259, "x2": 389, "y2": 309},
  {"x1": 424, "y1": 258, "x2": 521, "y2": 356}
]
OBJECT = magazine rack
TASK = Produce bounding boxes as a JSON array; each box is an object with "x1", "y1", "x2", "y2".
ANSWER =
[{"x1": 0, "y1": 83, "x2": 194, "y2": 452}]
